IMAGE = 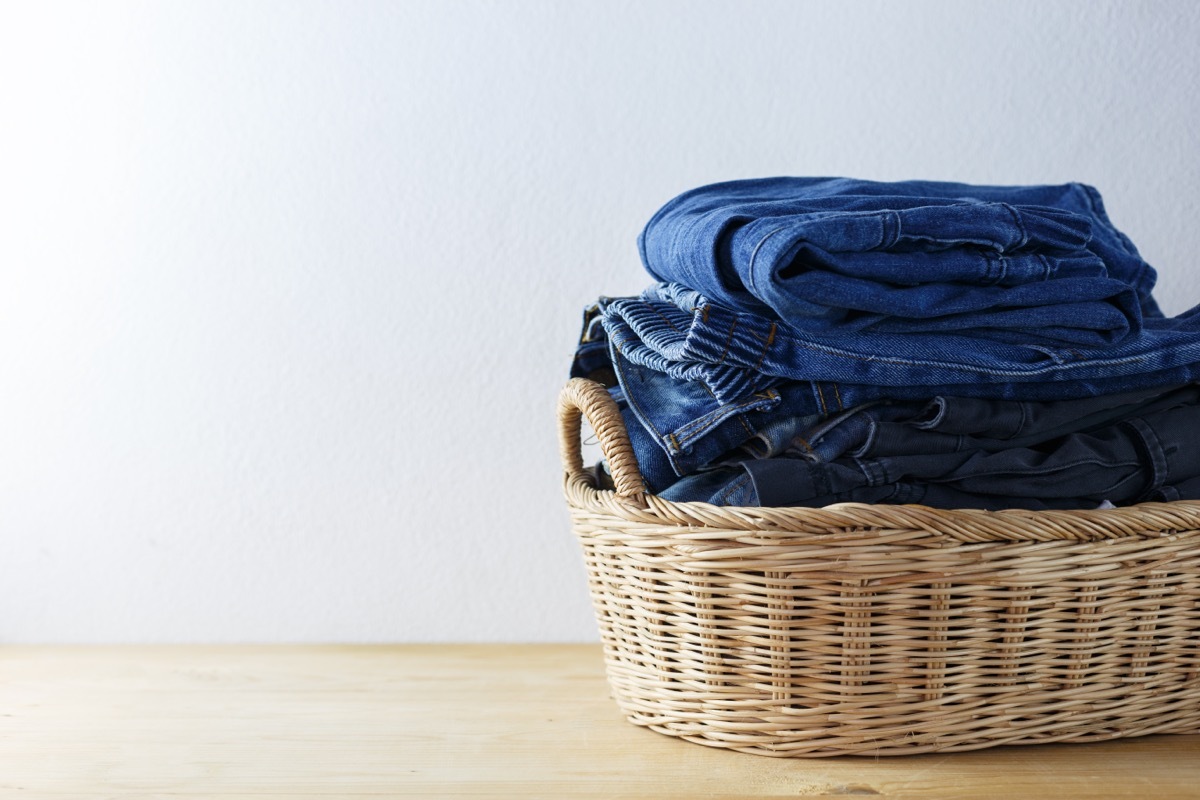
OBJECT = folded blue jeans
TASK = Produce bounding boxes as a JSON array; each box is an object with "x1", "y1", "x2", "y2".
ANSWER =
[
  {"x1": 638, "y1": 177, "x2": 1160, "y2": 345},
  {"x1": 572, "y1": 299, "x2": 824, "y2": 491},
  {"x1": 587, "y1": 284, "x2": 1200, "y2": 491}
]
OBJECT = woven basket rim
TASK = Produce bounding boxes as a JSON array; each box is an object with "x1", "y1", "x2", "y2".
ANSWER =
[{"x1": 559, "y1": 377, "x2": 1200, "y2": 542}]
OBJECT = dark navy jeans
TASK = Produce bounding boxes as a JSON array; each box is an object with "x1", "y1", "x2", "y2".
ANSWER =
[
  {"x1": 655, "y1": 383, "x2": 1200, "y2": 511},
  {"x1": 781, "y1": 382, "x2": 1200, "y2": 464}
]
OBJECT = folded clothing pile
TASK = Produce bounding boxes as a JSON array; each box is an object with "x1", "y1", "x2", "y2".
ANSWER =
[{"x1": 570, "y1": 177, "x2": 1200, "y2": 511}]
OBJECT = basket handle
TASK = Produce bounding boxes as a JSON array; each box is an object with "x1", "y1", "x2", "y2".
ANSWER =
[{"x1": 558, "y1": 378, "x2": 646, "y2": 500}]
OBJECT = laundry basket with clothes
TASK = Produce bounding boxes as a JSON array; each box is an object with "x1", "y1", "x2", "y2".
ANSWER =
[{"x1": 570, "y1": 177, "x2": 1200, "y2": 510}]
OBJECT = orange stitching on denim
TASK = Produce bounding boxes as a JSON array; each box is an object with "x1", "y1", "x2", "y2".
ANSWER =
[
  {"x1": 833, "y1": 383, "x2": 844, "y2": 411},
  {"x1": 716, "y1": 474, "x2": 752, "y2": 505},
  {"x1": 752, "y1": 322, "x2": 777, "y2": 371},
  {"x1": 717, "y1": 318, "x2": 738, "y2": 365},
  {"x1": 792, "y1": 435, "x2": 815, "y2": 455},
  {"x1": 736, "y1": 413, "x2": 753, "y2": 437},
  {"x1": 671, "y1": 390, "x2": 779, "y2": 445},
  {"x1": 816, "y1": 383, "x2": 828, "y2": 415},
  {"x1": 640, "y1": 298, "x2": 683, "y2": 333},
  {"x1": 694, "y1": 380, "x2": 752, "y2": 439},
  {"x1": 668, "y1": 433, "x2": 681, "y2": 452}
]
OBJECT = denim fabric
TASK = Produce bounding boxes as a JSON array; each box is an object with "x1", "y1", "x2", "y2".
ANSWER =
[
  {"x1": 574, "y1": 177, "x2": 1200, "y2": 502},
  {"x1": 787, "y1": 383, "x2": 1200, "y2": 463},
  {"x1": 638, "y1": 177, "x2": 1160, "y2": 345},
  {"x1": 573, "y1": 285, "x2": 1200, "y2": 492},
  {"x1": 571, "y1": 299, "x2": 826, "y2": 491},
  {"x1": 657, "y1": 387, "x2": 1200, "y2": 511},
  {"x1": 608, "y1": 283, "x2": 1200, "y2": 403},
  {"x1": 571, "y1": 302, "x2": 615, "y2": 386},
  {"x1": 591, "y1": 283, "x2": 1200, "y2": 488}
]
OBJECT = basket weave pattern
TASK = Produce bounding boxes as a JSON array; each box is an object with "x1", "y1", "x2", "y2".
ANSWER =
[{"x1": 559, "y1": 377, "x2": 1200, "y2": 756}]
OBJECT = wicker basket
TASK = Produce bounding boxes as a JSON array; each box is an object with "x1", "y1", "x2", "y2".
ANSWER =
[{"x1": 558, "y1": 377, "x2": 1200, "y2": 757}]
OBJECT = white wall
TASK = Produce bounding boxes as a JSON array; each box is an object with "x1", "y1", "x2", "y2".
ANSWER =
[{"x1": 2, "y1": 0, "x2": 1199, "y2": 642}]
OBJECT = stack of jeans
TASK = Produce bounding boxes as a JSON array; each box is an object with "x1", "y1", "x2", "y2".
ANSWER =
[{"x1": 571, "y1": 177, "x2": 1200, "y2": 511}]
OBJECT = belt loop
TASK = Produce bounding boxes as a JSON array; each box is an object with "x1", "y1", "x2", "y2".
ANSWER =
[{"x1": 1121, "y1": 417, "x2": 1169, "y2": 501}]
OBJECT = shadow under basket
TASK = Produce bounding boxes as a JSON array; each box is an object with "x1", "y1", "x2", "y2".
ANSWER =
[{"x1": 557, "y1": 377, "x2": 1200, "y2": 757}]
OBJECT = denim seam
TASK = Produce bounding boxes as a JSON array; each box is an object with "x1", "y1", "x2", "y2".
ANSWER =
[
  {"x1": 933, "y1": 456, "x2": 1142, "y2": 481},
  {"x1": 1014, "y1": 401, "x2": 1029, "y2": 439},
  {"x1": 717, "y1": 318, "x2": 738, "y2": 365},
  {"x1": 611, "y1": 358, "x2": 662, "y2": 452},
  {"x1": 881, "y1": 211, "x2": 899, "y2": 249},
  {"x1": 981, "y1": 252, "x2": 1004, "y2": 286},
  {"x1": 854, "y1": 457, "x2": 887, "y2": 487},
  {"x1": 1000, "y1": 202, "x2": 1029, "y2": 250},
  {"x1": 1159, "y1": 485, "x2": 1182, "y2": 502},
  {"x1": 752, "y1": 323, "x2": 777, "y2": 371},
  {"x1": 813, "y1": 459, "x2": 834, "y2": 497},
  {"x1": 1035, "y1": 252, "x2": 1051, "y2": 282},
  {"x1": 672, "y1": 411, "x2": 745, "y2": 449},
  {"x1": 746, "y1": 225, "x2": 794, "y2": 298},
  {"x1": 736, "y1": 413, "x2": 754, "y2": 439},
  {"x1": 806, "y1": 404, "x2": 875, "y2": 450},
  {"x1": 696, "y1": 376, "x2": 758, "y2": 443},
  {"x1": 1121, "y1": 417, "x2": 1169, "y2": 500},
  {"x1": 741, "y1": 436, "x2": 769, "y2": 459},
  {"x1": 916, "y1": 398, "x2": 945, "y2": 431},
  {"x1": 1077, "y1": 182, "x2": 1149, "y2": 290},
  {"x1": 1073, "y1": 471, "x2": 1147, "y2": 501},
  {"x1": 639, "y1": 297, "x2": 684, "y2": 333},
  {"x1": 772, "y1": 334, "x2": 1160, "y2": 375},
  {"x1": 609, "y1": 348, "x2": 681, "y2": 471},
  {"x1": 670, "y1": 393, "x2": 775, "y2": 449},
  {"x1": 690, "y1": 369, "x2": 756, "y2": 441},
  {"x1": 791, "y1": 434, "x2": 817, "y2": 458},
  {"x1": 852, "y1": 418, "x2": 879, "y2": 459},
  {"x1": 715, "y1": 474, "x2": 752, "y2": 505}
]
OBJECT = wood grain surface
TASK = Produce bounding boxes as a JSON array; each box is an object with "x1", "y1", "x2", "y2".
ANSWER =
[{"x1": 1, "y1": 644, "x2": 1197, "y2": 798}]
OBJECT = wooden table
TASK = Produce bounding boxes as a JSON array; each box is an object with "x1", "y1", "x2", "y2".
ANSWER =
[{"x1": 2, "y1": 645, "x2": 1197, "y2": 798}]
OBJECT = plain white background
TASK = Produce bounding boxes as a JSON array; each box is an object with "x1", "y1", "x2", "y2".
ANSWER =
[{"x1": 2, "y1": 0, "x2": 1199, "y2": 642}]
